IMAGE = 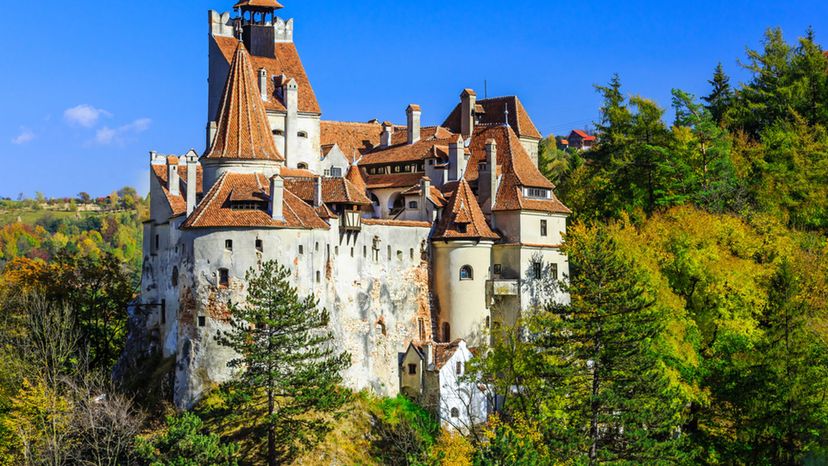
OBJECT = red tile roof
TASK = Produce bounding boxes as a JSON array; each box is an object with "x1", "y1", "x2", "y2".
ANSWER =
[
  {"x1": 234, "y1": 0, "x2": 283, "y2": 8},
  {"x1": 182, "y1": 172, "x2": 328, "y2": 229},
  {"x1": 320, "y1": 121, "x2": 383, "y2": 162},
  {"x1": 465, "y1": 125, "x2": 554, "y2": 190},
  {"x1": 283, "y1": 176, "x2": 372, "y2": 206},
  {"x1": 151, "y1": 159, "x2": 204, "y2": 217},
  {"x1": 570, "y1": 129, "x2": 596, "y2": 141},
  {"x1": 204, "y1": 42, "x2": 284, "y2": 161},
  {"x1": 400, "y1": 182, "x2": 448, "y2": 208},
  {"x1": 362, "y1": 218, "x2": 431, "y2": 228},
  {"x1": 345, "y1": 164, "x2": 367, "y2": 194},
  {"x1": 359, "y1": 127, "x2": 456, "y2": 166},
  {"x1": 213, "y1": 36, "x2": 320, "y2": 115},
  {"x1": 433, "y1": 179, "x2": 499, "y2": 241},
  {"x1": 442, "y1": 96, "x2": 542, "y2": 139},
  {"x1": 492, "y1": 173, "x2": 571, "y2": 214},
  {"x1": 363, "y1": 171, "x2": 424, "y2": 190}
]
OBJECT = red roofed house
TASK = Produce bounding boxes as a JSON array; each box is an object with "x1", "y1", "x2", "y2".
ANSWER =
[
  {"x1": 568, "y1": 129, "x2": 596, "y2": 151},
  {"x1": 137, "y1": 1, "x2": 570, "y2": 413}
]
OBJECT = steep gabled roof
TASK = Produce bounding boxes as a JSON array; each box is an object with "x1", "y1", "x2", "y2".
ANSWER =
[
  {"x1": 151, "y1": 158, "x2": 204, "y2": 217},
  {"x1": 433, "y1": 179, "x2": 499, "y2": 241},
  {"x1": 204, "y1": 42, "x2": 284, "y2": 161},
  {"x1": 492, "y1": 172, "x2": 571, "y2": 214},
  {"x1": 182, "y1": 172, "x2": 328, "y2": 229},
  {"x1": 345, "y1": 163, "x2": 367, "y2": 193},
  {"x1": 213, "y1": 36, "x2": 320, "y2": 115},
  {"x1": 442, "y1": 96, "x2": 542, "y2": 139},
  {"x1": 570, "y1": 129, "x2": 596, "y2": 141},
  {"x1": 359, "y1": 127, "x2": 456, "y2": 166},
  {"x1": 466, "y1": 125, "x2": 553, "y2": 189}
]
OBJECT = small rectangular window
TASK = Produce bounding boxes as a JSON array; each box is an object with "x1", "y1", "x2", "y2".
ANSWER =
[
  {"x1": 160, "y1": 299, "x2": 166, "y2": 325},
  {"x1": 410, "y1": 248, "x2": 414, "y2": 260},
  {"x1": 299, "y1": 245, "x2": 304, "y2": 254},
  {"x1": 330, "y1": 167, "x2": 342, "y2": 177},
  {"x1": 456, "y1": 361, "x2": 463, "y2": 375},
  {"x1": 397, "y1": 250, "x2": 403, "y2": 261},
  {"x1": 335, "y1": 246, "x2": 339, "y2": 255},
  {"x1": 219, "y1": 268, "x2": 229, "y2": 287},
  {"x1": 532, "y1": 261, "x2": 542, "y2": 280},
  {"x1": 198, "y1": 316, "x2": 206, "y2": 327},
  {"x1": 315, "y1": 242, "x2": 319, "y2": 252},
  {"x1": 155, "y1": 235, "x2": 160, "y2": 250},
  {"x1": 255, "y1": 239, "x2": 263, "y2": 252},
  {"x1": 408, "y1": 201, "x2": 418, "y2": 209},
  {"x1": 408, "y1": 363, "x2": 417, "y2": 375},
  {"x1": 387, "y1": 245, "x2": 391, "y2": 261},
  {"x1": 225, "y1": 239, "x2": 233, "y2": 251},
  {"x1": 493, "y1": 264, "x2": 502, "y2": 275},
  {"x1": 363, "y1": 245, "x2": 367, "y2": 258},
  {"x1": 316, "y1": 271, "x2": 321, "y2": 283},
  {"x1": 551, "y1": 263, "x2": 559, "y2": 281},
  {"x1": 540, "y1": 219, "x2": 548, "y2": 237},
  {"x1": 350, "y1": 247, "x2": 354, "y2": 257}
]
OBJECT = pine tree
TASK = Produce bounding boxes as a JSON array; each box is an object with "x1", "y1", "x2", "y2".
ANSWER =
[
  {"x1": 534, "y1": 224, "x2": 692, "y2": 464},
  {"x1": 702, "y1": 63, "x2": 733, "y2": 126},
  {"x1": 216, "y1": 261, "x2": 351, "y2": 465}
]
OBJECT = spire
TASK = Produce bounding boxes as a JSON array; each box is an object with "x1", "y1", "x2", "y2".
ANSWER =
[
  {"x1": 204, "y1": 43, "x2": 283, "y2": 161},
  {"x1": 345, "y1": 161, "x2": 367, "y2": 194},
  {"x1": 433, "y1": 179, "x2": 499, "y2": 240}
]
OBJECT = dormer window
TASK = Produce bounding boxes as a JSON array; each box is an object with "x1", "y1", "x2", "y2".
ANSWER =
[
  {"x1": 525, "y1": 187, "x2": 550, "y2": 199},
  {"x1": 297, "y1": 163, "x2": 309, "y2": 170}
]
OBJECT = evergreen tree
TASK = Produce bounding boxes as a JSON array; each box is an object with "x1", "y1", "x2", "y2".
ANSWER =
[
  {"x1": 216, "y1": 261, "x2": 351, "y2": 465},
  {"x1": 533, "y1": 224, "x2": 693, "y2": 464},
  {"x1": 702, "y1": 63, "x2": 733, "y2": 126}
]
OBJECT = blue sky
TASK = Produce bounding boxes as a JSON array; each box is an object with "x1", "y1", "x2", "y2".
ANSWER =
[{"x1": 2, "y1": 0, "x2": 827, "y2": 198}]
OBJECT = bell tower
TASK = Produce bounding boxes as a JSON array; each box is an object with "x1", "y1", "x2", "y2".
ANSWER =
[{"x1": 234, "y1": 0, "x2": 284, "y2": 57}]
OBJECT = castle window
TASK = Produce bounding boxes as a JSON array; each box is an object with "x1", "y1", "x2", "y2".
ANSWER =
[
  {"x1": 408, "y1": 363, "x2": 417, "y2": 375},
  {"x1": 218, "y1": 268, "x2": 229, "y2": 287},
  {"x1": 171, "y1": 266, "x2": 179, "y2": 287},
  {"x1": 330, "y1": 167, "x2": 342, "y2": 177},
  {"x1": 298, "y1": 131, "x2": 308, "y2": 138},
  {"x1": 442, "y1": 322, "x2": 451, "y2": 343},
  {"x1": 450, "y1": 407, "x2": 459, "y2": 418},
  {"x1": 198, "y1": 316, "x2": 206, "y2": 327},
  {"x1": 418, "y1": 318, "x2": 425, "y2": 340},
  {"x1": 525, "y1": 187, "x2": 550, "y2": 199},
  {"x1": 456, "y1": 361, "x2": 463, "y2": 375},
  {"x1": 459, "y1": 265, "x2": 473, "y2": 281},
  {"x1": 297, "y1": 162, "x2": 309, "y2": 170},
  {"x1": 350, "y1": 247, "x2": 354, "y2": 257},
  {"x1": 272, "y1": 129, "x2": 284, "y2": 136},
  {"x1": 299, "y1": 245, "x2": 304, "y2": 255},
  {"x1": 363, "y1": 245, "x2": 367, "y2": 258},
  {"x1": 408, "y1": 201, "x2": 418, "y2": 209},
  {"x1": 456, "y1": 224, "x2": 467, "y2": 234},
  {"x1": 376, "y1": 320, "x2": 386, "y2": 336},
  {"x1": 315, "y1": 242, "x2": 319, "y2": 252},
  {"x1": 540, "y1": 219, "x2": 548, "y2": 237},
  {"x1": 478, "y1": 162, "x2": 488, "y2": 171},
  {"x1": 387, "y1": 245, "x2": 391, "y2": 261},
  {"x1": 155, "y1": 234, "x2": 159, "y2": 251},
  {"x1": 316, "y1": 271, "x2": 321, "y2": 283},
  {"x1": 160, "y1": 299, "x2": 166, "y2": 325},
  {"x1": 493, "y1": 264, "x2": 502, "y2": 276},
  {"x1": 256, "y1": 239, "x2": 263, "y2": 252},
  {"x1": 335, "y1": 246, "x2": 339, "y2": 255},
  {"x1": 485, "y1": 316, "x2": 490, "y2": 328},
  {"x1": 551, "y1": 263, "x2": 559, "y2": 281},
  {"x1": 225, "y1": 239, "x2": 233, "y2": 251},
  {"x1": 532, "y1": 261, "x2": 543, "y2": 280},
  {"x1": 410, "y1": 248, "x2": 414, "y2": 260}
]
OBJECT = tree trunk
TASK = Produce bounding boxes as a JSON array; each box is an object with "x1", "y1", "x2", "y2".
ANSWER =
[
  {"x1": 589, "y1": 348, "x2": 601, "y2": 465},
  {"x1": 268, "y1": 388, "x2": 276, "y2": 466}
]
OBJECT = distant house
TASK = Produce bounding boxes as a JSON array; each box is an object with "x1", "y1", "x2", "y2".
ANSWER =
[
  {"x1": 400, "y1": 339, "x2": 489, "y2": 433},
  {"x1": 568, "y1": 129, "x2": 596, "y2": 151}
]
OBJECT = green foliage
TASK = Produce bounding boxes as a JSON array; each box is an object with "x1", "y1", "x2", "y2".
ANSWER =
[
  {"x1": 135, "y1": 412, "x2": 239, "y2": 466},
  {"x1": 216, "y1": 260, "x2": 351, "y2": 465}
]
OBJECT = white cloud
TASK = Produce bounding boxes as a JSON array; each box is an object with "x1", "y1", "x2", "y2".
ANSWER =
[
  {"x1": 64, "y1": 104, "x2": 111, "y2": 127},
  {"x1": 94, "y1": 118, "x2": 152, "y2": 145},
  {"x1": 11, "y1": 128, "x2": 35, "y2": 145}
]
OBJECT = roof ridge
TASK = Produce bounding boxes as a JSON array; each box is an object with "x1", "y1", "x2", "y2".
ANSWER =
[{"x1": 189, "y1": 172, "x2": 228, "y2": 226}]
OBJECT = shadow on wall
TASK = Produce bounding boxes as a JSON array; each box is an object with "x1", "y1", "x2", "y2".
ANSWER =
[{"x1": 522, "y1": 251, "x2": 566, "y2": 310}]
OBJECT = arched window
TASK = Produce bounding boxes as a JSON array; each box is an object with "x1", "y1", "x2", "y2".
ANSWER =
[
  {"x1": 450, "y1": 407, "x2": 459, "y2": 418},
  {"x1": 442, "y1": 322, "x2": 451, "y2": 343},
  {"x1": 171, "y1": 266, "x2": 179, "y2": 287},
  {"x1": 459, "y1": 265, "x2": 473, "y2": 280},
  {"x1": 297, "y1": 162, "x2": 309, "y2": 170}
]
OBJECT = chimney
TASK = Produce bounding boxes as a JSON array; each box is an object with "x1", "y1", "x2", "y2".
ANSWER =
[
  {"x1": 270, "y1": 174, "x2": 284, "y2": 220},
  {"x1": 314, "y1": 176, "x2": 323, "y2": 207},
  {"x1": 284, "y1": 78, "x2": 299, "y2": 164},
  {"x1": 185, "y1": 150, "x2": 198, "y2": 216},
  {"x1": 448, "y1": 136, "x2": 467, "y2": 181},
  {"x1": 460, "y1": 89, "x2": 477, "y2": 139},
  {"x1": 482, "y1": 139, "x2": 498, "y2": 213},
  {"x1": 168, "y1": 161, "x2": 180, "y2": 196},
  {"x1": 380, "y1": 122, "x2": 394, "y2": 148},
  {"x1": 420, "y1": 177, "x2": 431, "y2": 221},
  {"x1": 258, "y1": 68, "x2": 268, "y2": 102},
  {"x1": 406, "y1": 104, "x2": 421, "y2": 144},
  {"x1": 207, "y1": 121, "x2": 217, "y2": 151}
]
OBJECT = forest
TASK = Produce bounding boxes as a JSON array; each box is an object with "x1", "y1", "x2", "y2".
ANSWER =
[{"x1": 0, "y1": 27, "x2": 825, "y2": 465}]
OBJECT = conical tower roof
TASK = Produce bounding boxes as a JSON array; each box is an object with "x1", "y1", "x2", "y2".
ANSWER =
[
  {"x1": 204, "y1": 42, "x2": 283, "y2": 162},
  {"x1": 433, "y1": 179, "x2": 499, "y2": 240},
  {"x1": 345, "y1": 161, "x2": 367, "y2": 194}
]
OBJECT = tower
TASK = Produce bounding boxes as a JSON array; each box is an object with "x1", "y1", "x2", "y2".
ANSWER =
[{"x1": 235, "y1": 0, "x2": 284, "y2": 57}]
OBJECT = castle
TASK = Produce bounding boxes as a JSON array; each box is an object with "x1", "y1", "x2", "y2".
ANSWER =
[{"x1": 139, "y1": 0, "x2": 570, "y2": 421}]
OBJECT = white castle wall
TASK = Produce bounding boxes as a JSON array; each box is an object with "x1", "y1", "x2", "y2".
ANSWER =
[{"x1": 169, "y1": 222, "x2": 432, "y2": 408}]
